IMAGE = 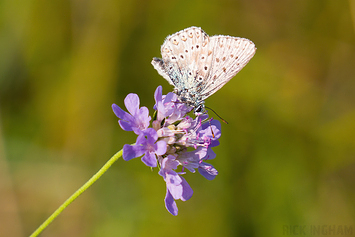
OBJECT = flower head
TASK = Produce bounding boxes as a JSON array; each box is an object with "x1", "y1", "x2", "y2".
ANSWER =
[{"x1": 112, "y1": 86, "x2": 222, "y2": 215}]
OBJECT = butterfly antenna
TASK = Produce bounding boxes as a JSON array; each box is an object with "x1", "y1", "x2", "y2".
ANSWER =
[{"x1": 205, "y1": 106, "x2": 228, "y2": 124}]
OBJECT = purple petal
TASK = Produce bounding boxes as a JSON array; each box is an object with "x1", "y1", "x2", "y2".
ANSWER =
[
  {"x1": 141, "y1": 152, "x2": 157, "y2": 167},
  {"x1": 135, "y1": 132, "x2": 148, "y2": 145},
  {"x1": 211, "y1": 126, "x2": 221, "y2": 140},
  {"x1": 158, "y1": 169, "x2": 166, "y2": 179},
  {"x1": 160, "y1": 155, "x2": 179, "y2": 171},
  {"x1": 177, "y1": 151, "x2": 199, "y2": 172},
  {"x1": 132, "y1": 127, "x2": 144, "y2": 135},
  {"x1": 210, "y1": 120, "x2": 221, "y2": 140},
  {"x1": 156, "y1": 102, "x2": 166, "y2": 121},
  {"x1": 205, "y1": 148, "x2": 216, "y2": 160},
  {"x1": 165, "y1": 189, "x2": 178, "y2": 216},
  {"x1": 194, "y1": 147, "x2": 207, "y2": 160},
  {"x1": 154, "y1": 86, "x2": 163, "y2": 104},
  {"x1": 123, "y1": 144, "x2": 145, "y2": 161},
  {"x1": 144, "y1": 128, "x2": 158, "y2": 143},
  {"x1": 124, "y1": 93, "x2": 140, "y2": 115},
  {"x1": 198, "y1": 147, "x2": 216, "y2": 160},
  {"x1": 166, "y1": 171, "x2": 182, "y2": 186},
  {"x1": 210, "y1": 140, "x2": 220, "y2": 148},
  {"x1": 155, "y1": 140, "x2": 167, "y2": 156},
  {"x1": 137, "y1": 107, "x2": 151, "y2": 128},
  {"x1": 180, "y1": 177, "x2": 193, "y2": 201},
  {"x1": 164, "y1": 92, "x2": 176, "y2": 104},
  {"x1": 203, "y1": 120, "x2": 221, "y2": 139},
  {"x1": 164, "y1": 171, "x2": 183, "y2": 200},
  {"x1": 198, "y1": 162, "x2": 218, "y2": 180},
  {"x1": 118, "y1": 120, "x2": 134, "y2": 132},
  {"x1": 198, "y1": 114, "x2": 210, "y2": 124},
  {"x1": 112, "y1": 104, "x2": 132, "y2": 121},
  {"x1": 162, "y1": 92, "x2": 176, "y2": 116}
]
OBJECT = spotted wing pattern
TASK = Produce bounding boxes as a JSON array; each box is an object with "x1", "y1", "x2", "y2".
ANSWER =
[{"x1": 152, "y1": 26, "x2": 256, "y2": 107}]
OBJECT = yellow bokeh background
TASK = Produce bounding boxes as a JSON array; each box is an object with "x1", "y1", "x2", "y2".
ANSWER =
[{"x1": 1, "y1": 0, "x2": 355, "y2": 236}]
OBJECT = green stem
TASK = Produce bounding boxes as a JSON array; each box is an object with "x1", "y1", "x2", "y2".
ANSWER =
[{"x1": 29, "y1": 148, "x2": 123, "y2": 237}]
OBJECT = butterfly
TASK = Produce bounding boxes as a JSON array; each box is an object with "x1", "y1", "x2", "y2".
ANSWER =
[{"x1": 152, "y1": 26, "x2": 256, "y2": 114}]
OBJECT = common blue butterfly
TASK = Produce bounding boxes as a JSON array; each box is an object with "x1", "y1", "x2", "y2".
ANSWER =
[{"x1": 152, "y1": 26, "x2": 256, "y2": 114}]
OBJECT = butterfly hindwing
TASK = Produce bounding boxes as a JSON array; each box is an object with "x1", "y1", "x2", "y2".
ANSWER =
[{"x1": 152, "y1": 27, "x2": 215, "y2": 94}]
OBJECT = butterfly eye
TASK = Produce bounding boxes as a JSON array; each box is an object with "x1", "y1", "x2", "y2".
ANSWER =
[{"x1": 194, "y1": 104, "x2": 205, "y2": 114}]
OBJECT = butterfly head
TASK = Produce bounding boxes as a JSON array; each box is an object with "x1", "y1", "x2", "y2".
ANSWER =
[{"x1": 194, "y1": 102, "x2": 205, "y2": 115}]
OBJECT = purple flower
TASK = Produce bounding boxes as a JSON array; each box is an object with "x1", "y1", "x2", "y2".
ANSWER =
[
  {"x1": 113, "y1": 86, "x2": 222, "y2": 215},
  {"x1": 123, "y1": 128, "x2": 166, "y2": 167},
  {"x1": 158, "y1": 155, "x2": 193, "y2": 216},
  {"x1": 112, "y1": 93, "x2": 151, "y2": 135},
  {"x1": 177, "y1": 147, "x2": 218, "y2": 180}
]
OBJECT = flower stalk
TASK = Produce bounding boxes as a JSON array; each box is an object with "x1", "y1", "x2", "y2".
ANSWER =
[{"x1": 29, "y1": 149, "x2": 123, "y2": 237}]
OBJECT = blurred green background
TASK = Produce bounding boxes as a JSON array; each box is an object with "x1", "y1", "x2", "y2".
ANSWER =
[{"x1": 1, "y1": 0, "x2": 355, "y2": 236}]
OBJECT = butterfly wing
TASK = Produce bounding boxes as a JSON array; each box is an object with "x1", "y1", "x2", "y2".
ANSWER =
[
  {"x1": 199, "y1": 36, "x2": 256, "y2": 100},
  {"x1": 151, "y1": 26, "x2": 214, "y2": 94},
  {"x1": 152, "y1": 27, "x2": 256, "y2": 108},
  {"x1": 151, "y1": 57, "x2": 174, "y2": 86}
]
